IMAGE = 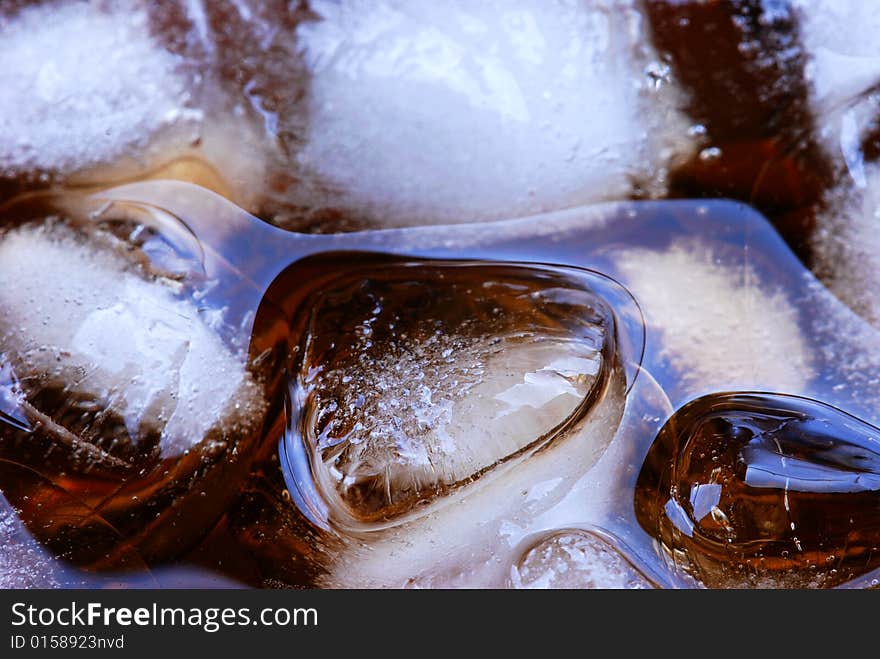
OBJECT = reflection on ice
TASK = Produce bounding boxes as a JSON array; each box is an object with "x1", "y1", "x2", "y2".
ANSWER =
[
  {"x1": 4, "y1": 180, "x2": 880, "y2": 588},
  {"x1": 283, "y1": 258, "x2": 618, "y2": 531},
  {"x1": 636, "y1": 392, "x2": 880, "y2": 588}
]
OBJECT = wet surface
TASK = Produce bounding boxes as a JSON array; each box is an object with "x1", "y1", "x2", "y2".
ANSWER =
[{"x1": 3, "y1": 1, "x2": 880, "y2": 589}]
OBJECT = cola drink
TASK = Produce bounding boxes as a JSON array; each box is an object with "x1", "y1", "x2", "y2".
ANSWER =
[{"x1": 2, "y1": 0, "x2": 880, "y2": 590}]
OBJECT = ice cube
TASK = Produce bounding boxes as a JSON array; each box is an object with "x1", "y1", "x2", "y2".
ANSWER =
[
  {"x1": 790, "y1": 3, "x2": 880, "y2": 329},
  {"x1": 0, "y1": 1, "x2": 272, "y2": 213},
  {"x1": 811, "y1": 164, "x2": 880, "y2": 328},
  {"x1": 284, "y1": 258, "x2": 615, "y2": 531},
  {"x1": 0, "y1": 221, "x2": 264, "y2": 459},
  {"x1": 792, "y1": 1, "x2": 880, "y2": 117},
  {"x1": 0, "y1": 2, "x2": 197, "y2": 177},
  {"x1": 510, "y1": 529, "x2": 652, "y2": 589},
  {"x1": 290, "y1": 0, "x2": 695, "y2": 227},
  {"x1": 635, "y1": 392, "x2": 880, "y2": 588},
  {"x1": 613, "y1": 239, "x2": 813, "y2": 396},
  {"x1": 793, "y1": 2, "x2": 880, "y2": 177}
]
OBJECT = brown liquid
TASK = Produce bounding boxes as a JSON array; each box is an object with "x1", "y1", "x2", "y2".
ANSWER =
[
  {"x1": 644, "y1": 0, "x2": 833, "y2": 264},
  {"x1": 634, "y1": 393, "x2": 880, "y2": 588},
  {"x1": 1, "y1": 1, "x2": 880, "y2": 588}
]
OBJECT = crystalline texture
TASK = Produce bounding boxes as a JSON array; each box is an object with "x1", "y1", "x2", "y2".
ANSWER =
[
  {"x1": 284, "y1": 257, "x2": 615, "y2": 530},
  {"x1": 0, "y1": 2, "x2": 198, "y2": 177},
  {"x1": 292, "y1": 0, "x2": 694, "y2": 227}
]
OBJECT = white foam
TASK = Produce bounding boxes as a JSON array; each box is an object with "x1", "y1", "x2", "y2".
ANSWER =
[
  {"x1": 0, "y1": 2, "x2": 199, "y2": 177},
  {"x1": 0, "y1": 222, "x2": 262, "y2": 456},
  {"x1": 294, "y1": 0, "x2": 694, "y2": 226}
]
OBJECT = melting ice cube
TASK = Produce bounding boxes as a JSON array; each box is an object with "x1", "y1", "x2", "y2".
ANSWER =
[{"x1": 284, "y1": 257, "x2": 617, "y2": 531}]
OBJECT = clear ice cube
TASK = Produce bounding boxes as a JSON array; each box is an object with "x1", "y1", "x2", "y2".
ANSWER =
[{"x1": 283, "y1": 257, "x2": 618, "y2": 531}]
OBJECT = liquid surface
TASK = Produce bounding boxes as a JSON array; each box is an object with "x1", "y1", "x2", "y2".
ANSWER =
[
  {"x1": 635, "y1": 393, "x2": 880, "y2": 588},
  {"x1": 3, "y1": 1, "x2": 880, "y2": 589}
]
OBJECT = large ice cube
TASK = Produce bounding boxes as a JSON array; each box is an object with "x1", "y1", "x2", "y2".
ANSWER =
[
  {"x1": 0, "y1": 221, "x2": 263, "y2": 458},
  {"x1": 291, "y1": 0, "x2": 695, "y2": 227},
  {"x1": 284, "y1": 258, "x2": 615, "y2": 531}
]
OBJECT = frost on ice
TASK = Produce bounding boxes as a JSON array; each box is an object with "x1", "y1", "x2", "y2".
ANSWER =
[
  {"x1": 792, "y1": 0, "x2": 880, "y2": 124},
  {"x1": 793, "y1": 2, "x2": 880, "y2": 329},
  {"x1": 0, "y1": 2, "x2": 198, "y2": 178},
  {"x1": 614, "y1": 239, "x2": 813, "y2": 395},
  {"x1": 292, "y1": 0, "x2": 695, "y2": 226},
  {"x1": 511, "y1": 529, "x2": 651, "y2": 589},
  {"x1": 0, "y1": 221, "x2": 264, "y2": 459}
]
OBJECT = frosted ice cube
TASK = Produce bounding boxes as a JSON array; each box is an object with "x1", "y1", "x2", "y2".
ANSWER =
[
  {"x1": 792, "y1": 1, "x2": 880, "y2": 114},
  {"x1": 614, "y1": 239, "x2": 813, "y2": 395},
  {"x1": 291, "y1": 0, "x2": 694, "y2": 227},
  {"x1": 793, "y1": 2, "x2": 880, "y2": 174},
  {"x1": 511, "y1": 529, "x2": 652, "y2": 589},
  {"x1": 0, "y1": 2, "x2": 197, "y2": 177},
  {"x1": 0, "y1": 1, "x2": 274, "y2": 214},
  {"x1": 792, "y1": 4, "x2": 880, "y2": 329},
  {"x1": 812, "y1": 164, "x2": 880, "y2": 327},
  {"x1": 0, "y1": 221, "x2": 264, "y2": 458}
]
